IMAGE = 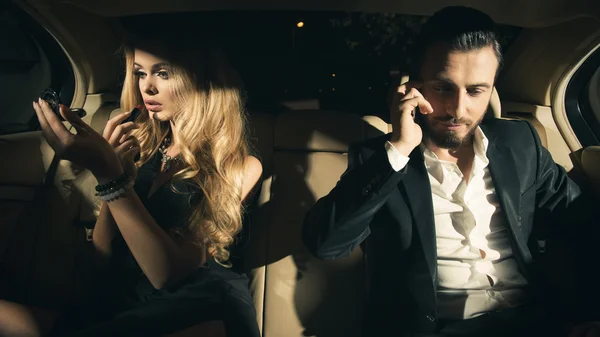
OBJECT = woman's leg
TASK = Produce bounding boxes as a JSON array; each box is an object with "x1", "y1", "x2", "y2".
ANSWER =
[{"x1": 0, "y1": 300, "x2": 59, "y2": 337}]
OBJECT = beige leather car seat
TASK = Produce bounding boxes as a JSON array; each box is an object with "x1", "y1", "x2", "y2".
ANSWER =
[
  {"x1": 244, "y1": 85, "x2": 523, "y2": 337},
  {"x1": 571, "y1": 146, "x2": 600, "y2": 196},
  {"x1": 245, "y1": 110, "x2": 390, "y2": 337},
  {"x1": 0, "y1": 87, "x2": 555, "y2": 337}
]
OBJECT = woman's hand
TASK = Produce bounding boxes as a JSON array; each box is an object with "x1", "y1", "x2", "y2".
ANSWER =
[
  {"x1": 102, "y1": 111, "x2": 141, "y2": 181},
  {"x1": 33, "y1": 98, "x2": 123, "y2": 183}
]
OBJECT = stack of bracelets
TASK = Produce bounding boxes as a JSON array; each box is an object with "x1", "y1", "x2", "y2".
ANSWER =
[{"x1": 95, "y1": 173, "x2": 133, "y2": 201}]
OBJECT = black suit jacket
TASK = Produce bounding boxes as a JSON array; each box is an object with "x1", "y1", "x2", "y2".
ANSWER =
[{"x1": 303, "y1": 119, "x2": 596, "y2": 336}]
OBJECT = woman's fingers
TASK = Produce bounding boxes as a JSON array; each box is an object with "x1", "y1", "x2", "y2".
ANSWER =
[
  {"x1": 33, "y1": 100, "x2": 66, "y2": 153},
  {"x1": 103, "y1": 110, "x2": 133, "y2": 140},
  {"x1": 115, "y1": 136, "x2": 140, "y2": 154},
  {"x1": 116, "y1": 136, "x2": 141, "y2": 165},
  {"x1": 109, "y1": 122, "x2": 139, "y2": 147},
  {"x1": 59, "y1": 105, "x2": 94, "y2": 134},
  {"x1": 37, "y1": 98, "x2": 72, "y2": 144},
  {"x1": 123, "y1": 142, "x2": 141, "y2": 161},
  {"x1": 33, "y1": 101, "x2": 58, "y2": 144},
  {"x1": 119, "y1": 127, "x2": 139, "y2": 144}
]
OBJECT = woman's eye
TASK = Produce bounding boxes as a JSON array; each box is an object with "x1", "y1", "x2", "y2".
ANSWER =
[
  {"x1": 157, "y1": 71, "x2": 169, "y2": 79},
  {"x1": 134, "y1": 70, "x2": 146, "y2": 78}
]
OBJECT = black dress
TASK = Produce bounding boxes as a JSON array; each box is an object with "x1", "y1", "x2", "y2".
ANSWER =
[{"x1": 50, "y1": 152, "x2": 260, "y2": 337}]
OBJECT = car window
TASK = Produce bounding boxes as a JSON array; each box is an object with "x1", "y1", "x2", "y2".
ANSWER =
[
  {"x1": 0, "y1": 2, "x2": 74, "y2": 135},
  {"x1": 585, "y1": 63, "x2": 600, "y2": 140},
  {"x1": 565, "y1": 46, "x2": 600, "y2": 146},
  {"x1": 589, "y1": 67, "x2": 600, "y2": 122},
  {"x1": 587, "y1": 68, "x2": 600, "y2": 122}
]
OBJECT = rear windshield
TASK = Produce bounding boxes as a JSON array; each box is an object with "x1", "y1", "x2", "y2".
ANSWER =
[{"x1": 120, "y1": 11, "x2": 521, "y2": 117}]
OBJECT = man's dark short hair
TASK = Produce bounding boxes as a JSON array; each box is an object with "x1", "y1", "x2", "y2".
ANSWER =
[{"x1": 412, "y1": 6, "x2": 503, "y2": 78}]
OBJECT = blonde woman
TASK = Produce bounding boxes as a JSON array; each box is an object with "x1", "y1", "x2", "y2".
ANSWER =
[{"x1": 0, "y1": 21, "x2": 262, "y2": 337}]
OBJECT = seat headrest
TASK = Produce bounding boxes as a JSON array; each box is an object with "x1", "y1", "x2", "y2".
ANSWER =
[
  {"x1": 487, "y1": 87, "x2": 501, "y2": 118},
  {"x1": 274, "y1": 110, "x2": 372, "y2": 152}
]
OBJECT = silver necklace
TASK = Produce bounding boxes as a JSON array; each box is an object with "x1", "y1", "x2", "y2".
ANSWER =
[{"x1": 158, "y1": 137, "x2": 179, "y2": 173}]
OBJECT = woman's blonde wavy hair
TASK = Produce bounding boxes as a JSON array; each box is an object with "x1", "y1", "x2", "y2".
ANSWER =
[{"x1": 119, "y1": 25, "x2": 250, "y2": 266}]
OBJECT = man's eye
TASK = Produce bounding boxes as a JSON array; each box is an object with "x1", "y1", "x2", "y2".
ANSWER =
[
  {"x1": 468, "y1": 89, "x2": 484, "y2": 97},
  {"x1": 433, "y1": 86, "x2": 450, "y2": 93}
]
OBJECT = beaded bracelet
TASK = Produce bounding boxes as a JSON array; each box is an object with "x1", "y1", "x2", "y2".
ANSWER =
[
  {"x1": 95, "y1": 173, "x2": 131, "y2": 193},
  {"x1": 95, "y1": 173, "x2": 132, "y2": 202},
  {"x1": 96, "y1": 182, "x2": 133, "y2": 201}
]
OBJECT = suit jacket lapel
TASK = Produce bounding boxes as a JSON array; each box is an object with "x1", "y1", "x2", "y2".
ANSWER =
[
  {"x1": 392, "y1": 124, "x2": 534, "y2": 283},
  {"x1": 399, "y1": 149, "x2": 437, "y2": 282},
  {"x1": 483, "y1": 124, "x2": 533, "y2": 267}
]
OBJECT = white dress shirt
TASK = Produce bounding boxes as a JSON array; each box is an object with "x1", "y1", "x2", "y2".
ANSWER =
[{"x1": 385, "y1": 128, "x2": 530, "y2": 320}]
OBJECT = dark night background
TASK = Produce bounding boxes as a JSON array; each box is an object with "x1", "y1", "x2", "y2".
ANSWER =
[{"x1": 122, "y1": 11, "x2": 521, "y2": 119}]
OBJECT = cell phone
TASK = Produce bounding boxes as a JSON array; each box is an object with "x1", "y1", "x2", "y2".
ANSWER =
[
  {"x1": 121, "y1": 106, "x2": 141, "y2": 124},
  {"x1": 413, "y1": 106, "x2": 420, "y2": 121},
  {"x1": 40, "y1": 88, "x2": 87, "y2": 121},
  {"x1": 407, "y1": 69, "x2": 425, "y2": 125}
]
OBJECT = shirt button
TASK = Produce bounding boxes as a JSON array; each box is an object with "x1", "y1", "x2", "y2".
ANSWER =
[{"x1": 361, "y1": 184, "x2": 372, "y2": 196}]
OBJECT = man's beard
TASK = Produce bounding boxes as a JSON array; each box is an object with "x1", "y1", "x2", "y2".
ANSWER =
[{"x1": 420, "y1": 114, "x2": 484, "y2": 149}]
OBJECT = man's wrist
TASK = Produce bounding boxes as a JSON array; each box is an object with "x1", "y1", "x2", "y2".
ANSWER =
[{"x1": 388, "y1": 138, "x2": 417, "y2": 157}]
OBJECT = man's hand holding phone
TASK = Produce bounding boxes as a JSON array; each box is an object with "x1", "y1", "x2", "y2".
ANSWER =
[{"x1": 389, "y1": 82, "x2": 434, "y2": 156}]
